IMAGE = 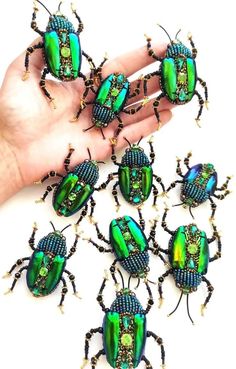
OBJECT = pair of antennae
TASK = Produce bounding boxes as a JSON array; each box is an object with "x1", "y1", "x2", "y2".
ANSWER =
[
  {"x1": 158, "y1": 24, "x2": 181, "y2": 43},
  {"x1": 35, "y1": 0, "x2": 63, "y2": 16},
  {"x1": 87, "y1": 148, "x2": 105, "y2": 164},
  {"x1": 50, "y1": 221, "x2": 71, "y2": 233},
  {"x1": 123, "y1": 136, "x2": 143, "y2": 148}
]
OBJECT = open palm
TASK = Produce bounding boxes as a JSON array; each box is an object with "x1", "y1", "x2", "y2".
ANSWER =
[{"x1": 0, "y1": 40, "x2": 172, "y2": 202}]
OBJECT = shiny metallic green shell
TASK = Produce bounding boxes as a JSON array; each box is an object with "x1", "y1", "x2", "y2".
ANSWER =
[
  {"x1": 103, "y1": 291, "x2": 146, "y2": 368},
  {"x1": 169, "y1": 225, "x2": 209, "y2": 274},
  {"x1": 44, "y1": 16, "x2": 81, "y2": 81},
  {"x1": 26, "y1": 232, "x2": 67, "y2": 297},
  {"x1": 160, "y1": 56, "x2": 197, "y2": 104},
  {"x1": 53, "y1": 161, "x2": 99, "y2": 217},
  {"x1": 109, "y1": 216, "x2": 148, "y2": 259}
]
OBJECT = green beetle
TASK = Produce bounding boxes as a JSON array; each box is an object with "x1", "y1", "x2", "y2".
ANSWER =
[
  {"x1": 81, "y1": 275, "x2": 166, "y2": 369},
  {"x1": 3, "y1": 222, "x2": 79, "y2": 311},
  {"x1": 143, "y1": 26, "x2": 208, "y2": 125},
  {"x1": 23, "y1": 1, "x2": 95, "y2": 105},
  {"x1": 158, "y1": 208, "x2": 221, "y2": 323}
]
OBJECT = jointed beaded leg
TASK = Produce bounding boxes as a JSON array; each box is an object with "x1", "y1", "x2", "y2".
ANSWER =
[
  {"x1": 194, "y1": 90, "x2": 204, "y2": 125},
  {"x1": 183, "y1": 152, "x2": 192, "y2": 170},
  {"x1": 153, "y1": 93, "x2": 165, "y2": 126},
  {"x1": 71, "y1": 5, "x2": 84, "y2": 34},
  {"x1": 82, "y1": 327, "x2": 103, "y2": 363},
  {"x1": 96, "y1": 173, "x2": 118, "y2": 191},
  {"x1": 58, "y1": 276, "x2": 68, "y2": 309},
  {"x1": 28, "y1": 224, "x2": 38, "y2": 250},
  {"x1": 145, "y1": 35, "x2": 163, "y2": 62},
  {"x1": 148, "y1": 219, "x2": 158, "y2": 243},
  {"x1": 67, "y1": 234, "x2": 79, "y2": 259},
  {"x1": 64, "y1": 147, "x2": 75, "y2": 172},
  {"x1": 146, "y1": 331, "x2": 165, "y2": 368},
  {"x1": 141, "y1": 355, "x2": 153, "y2": 369},
  {"x1": 37, "y1": 183, "x2": 58, "y2": 202},
  {"x1": 137, "y1": 207, "x2": 145, "y2": 230},
  {"x1": 188, "y1": 34, "x2": 198, "y2": 59},
  {"x1": 89, "y1": 197, "x2": 96, "y2": 219},
  {"x1": 91, "y1": 349, "x2": 105, "y2": 369},
  {"x1": 94, "y1": 222, "x2": 110, "y2": 244},
  {"x1": 6, "y1": 266, "x2": 28, "y2": 293},
  {"x1": 198, "y1": 77, "x2": 208, "y2": 103},
  {"x1": 152, "y1": 184, "x2": 159, "y2": 208},
  {"x1": 64, "y1": 270, "x2": 78, "y2": 295},
  {"x1": 110, "y1": 259, "x2": 120, "y2": 286},
  {"x1": 154, "y1": 174, "x2": 165, "y2": 192},
  {"x1": 201, "y1": 276, "x2": 214, "y2": 315},
  {"x1": 23, "y1": 42, "x2": 44, "y2": 79},
  {"x1": 209, "y1": 223, "x2": 222, "y2": 262},
  {"x1": 4, "y1": 258, "x2": 30, "y2": 278},
  {"x1": 76, "y1": 204, "x2": 89, "y2": 226},
  {"x1": 158, "y1": 269, "x2": 173, "y2": 303},
  {"x1": 112, "y1": 182, "x2": 121, "y2": 210},
  {"x1": 40, "y1": 68, "x2": 55, "y2": 104},
  {"x1": 161, "y1": 208, "x2": 174, "y2": 236},
  {"x1": 31, "y1": 4, "x2": 44, "y2": 36},
  {"x1": 144, "y1": 282, "x2": 154, "y2": 314},
  {"x1": 97, "y1": 276, "x2": 109, "y2": 312}
]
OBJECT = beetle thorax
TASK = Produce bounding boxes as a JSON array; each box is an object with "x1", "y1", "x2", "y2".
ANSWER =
[
  {"x1": 47, "y1": 15, "x2": 75, "y2": 33},
  {"x1": 121, "y1": 148, "x2": 150, "y2": 167},
  {"x1": 37, "y1": 232, "x2": 67, "y2": 256},
  {"x1": 74, "y1": 161, "x2": 99, "y2": 186},
  {"x1": 166, "y1": 42, "x2": 192, "y2": 58}
]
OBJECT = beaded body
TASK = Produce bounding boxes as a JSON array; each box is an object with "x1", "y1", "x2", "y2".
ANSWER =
[
  {"x1": 103, "y1": 289, "x2": 146, "y2": 369},
  {"x1": 26, "y1": 231, "x2": 67, "y2": 297},
  {"x1": 119, "y1": 146, "x2": 153, "y2": 205},
  {"x1": 53, "y1": 160, "x2": 99, "y2": 217},
  {"x1": 109, "y1": 216, "x2": 150, "y2": 278},
  {"x1": 44, "y1": 15, "x2": 81, "y2": 81},
  {"x1": 160, "y1": 42, "x2": 197, "y2": 104},
  {"x1": 169, "y1": 224, "x2": 209, "y2": 293},
  {"x1": 93, "y1": 73, "x2": 130, "y2": 128},
  {"x1": 181, "y1": 163, "x2": 217, "y2": 207}
]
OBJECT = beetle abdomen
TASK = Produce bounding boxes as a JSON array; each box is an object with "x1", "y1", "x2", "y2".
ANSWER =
[
  {"x1": 173, "y1": 269, "x2": 202, "y2": 292},
  {"x1": 92, "y1": 104, "x2": 115, "y2": 127},
  {"x1": 182, "y1": 182, "x2": 209, "y2": 205},
  {"x1": 120, "y1": 251, "x2": 149, "y2": 276}
]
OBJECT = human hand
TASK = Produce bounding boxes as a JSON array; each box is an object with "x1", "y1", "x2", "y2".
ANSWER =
[{"x1": 0, "y1": 41, "x2": 173, "y2": 203}]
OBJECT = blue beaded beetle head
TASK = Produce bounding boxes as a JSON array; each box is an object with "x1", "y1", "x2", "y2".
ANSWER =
[
  {"x1": 73, "y1": 148, "x2": 105, "y2": 186},
  {"x1": 121, "y1": 137, "x2": 150, "y2": 167},
  {"x1": 158, "y1": 25, "x2": 192, "y2": 58},
  {"x1": 37, "y1": 222, "x2": 71, "y2": 256}
]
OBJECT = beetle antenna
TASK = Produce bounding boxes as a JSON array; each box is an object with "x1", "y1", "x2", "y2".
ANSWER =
[
  {"x1": 97, "y1": 161, "x2": 106, "y2": 164},
  {"x1": 137, "y1": 136, "x2": 143, "y2": 145},
  {"x1": 172, "y1": 202, "x2": 184, "y2": 207},
  {"x1": 50, "y1": 221, "x2": 56, "y2": 231},
  {"x1": 36, "y1": 0, "x2": 53, "y2": 16},
  {"x1": 175, "y1": 29, "x2": 182, "y2": 41},
  {"x1": 123, "y1": 137, "x2": 132, "y2": 148},
  {"x1": 134, "y1": 277, "x2": 141, "y2": 290},
  {"x1": 189, "y1": 207, "x2": 195, "y2": 219},
  {"x1": 186, "y1": 294, "x2": 194, "y2": 325},
  {"x1": 61, "y1": 224, "x2": 72, "y2": 233},
  {"x1": 87, "y1": 148, "x2": 92, "y2": 160},
  {"x1": 117, "y1": 269, "x2": 125, "y2": 289},
  {"x1": 58, "y1": 1, "x2": 63, "y2": 12},
  {"x1": 128, "y1": 275, "x2": 132, "y2": 289},
  {"x1": 83, "y1": 125, "x2": 96, "y2": 132},
  {"x1": 157, "y1": 24, "x2": 172, "y2": 43},
  {"x1": 168, "y1": 291, "x2": 183, "y2": 317}
]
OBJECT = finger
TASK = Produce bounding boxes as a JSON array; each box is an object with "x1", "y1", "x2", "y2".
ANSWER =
[
  {"x1": 116, "y1": 109, "x2": 172, "y2": 148},
  {"x1": 102, "y1": 43, "x2": 167, "y2": 78}
]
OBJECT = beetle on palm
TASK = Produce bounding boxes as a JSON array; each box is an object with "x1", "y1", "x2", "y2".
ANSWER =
[
  {"x1": 165, "y1": 152, "x2": 231, "y2": 218},
  {"x1": 97, "y1": 137, "x2": 165, "y2": 210},
  {"x1": 35, "y1": 146, "x2": 104, "y2": 225},
  {"x1": 23, "y1": 0, "x2": 96, "y2": 106},
  {"x1": 3, "y1": 222, "x2": 79, "y2": 312},
  {"x1": 157, "y1": 207, "x2": 222, "y2": 324},
  {"x1": 143, "y1": 25, "x2": 208, "y2": 126},
  {"x1": 81, "y1": 273, "x2": 166, "y2": 369}
]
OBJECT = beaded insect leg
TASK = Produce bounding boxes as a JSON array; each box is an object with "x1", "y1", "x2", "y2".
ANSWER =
[
  {"x1": 84, "y1": 222, "x2": 113, "y2": 253},
  {"x1": 110, "y1": 260, "x2": 121, "y2": 286},
  {"x1": 97, "y1": 275, "x2": 109, "y2": 312},
  {"x1": 165, "y1": 155, "x2": 190, "y2": 194},
  {"x1": 91, "y1": 349, "x2": 106, "y2": 369},
  {"x1": 187, "y1": 33, "x2": 198, "y2": 59},
  {"x1": 145, "y1": 35, "x2": 164, "y2": 62},
  {"x1": 58, "y1": 276, "x2": 69, "y2": 313},
  {"x1": 36, "y1": 183, "x2": 59, "y2": 203},
  {"x1": 89, "y1": 197, "x2": 96, "y2": 220},
  {"x1": 161, "y1": 208, "x2": 175, "y2": 236},
  {"x1": 96, "y1": 173, "x2": 118, "y2": 191},
  {"x1": 28, "y1": 223, "x2": 38, "y2": 250},
  {"x1": 141, "y1": 355, "x2": 153, "y2": 369},
  {"x1": 157, "y1": 269, "x2": 173, "y2": 308},
  {"x1": 75, "y1": 204, "x2": 88, "y2": 226},
  {"x1": 40, "y1": 68, "x2": 56, "y2": 106},
  {"x1": 31, "y1": 2, "x2": 44, "y2": 36},
  {"x1": 71, "y1": 3, "x2": 84, "y2": 34},
  {"x1": 64, "y1": 270, "x2": 79, "y2": 296},
  {"x1": 4, "y1": 266, "x2": 29, "y2": 294},
  {"x1": 22, "y1": 42, "x2": 44, "y2": 80},
  {"x1": 81, "y1": 327, "x2": 103, "y2": 368},
  {"x1": 208, "y1": 222, "x2": 222, "y2": 262},
  {"x1": 194, "y1": 90, "x2": 204, "y2": 126},
  {"x1": 146, "y1": 331, "x2": 165, "y2": 368},
  {"x1": 143, "y1": 282, "x2": 154, "y2": 314},
  {"x1": 112, "y1": 182, "x2": 121, "y2": 211},
  {"x1": 3, "y1": 258, "x2": 30, "y2": 280},
  {"x1": 200, "y1": 276, "x2": 214, "y2": 316}
]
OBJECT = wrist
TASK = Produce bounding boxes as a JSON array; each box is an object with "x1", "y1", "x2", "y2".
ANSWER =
[{"x1": 0, "y1": 136, "x2": 24, "y2": 204}]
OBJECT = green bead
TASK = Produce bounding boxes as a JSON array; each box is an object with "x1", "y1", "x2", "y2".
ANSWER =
[
  {"x1": 61, "y1": 47, "x2": 71, "y2": 58},
  {"x1": 201, "y1": 172, "x2": 209, "y2": 179},
  {"x1": 111, "y1": 88, "x2": 119, "y2": 96},
  {"x1": 178, "y1": 72, "x2": 187, "y2": 84},
  {"x1": 39, "y1": 267, "x2": 48, "y2": 277},
  {"x1": 121, "y1": 333, "x2": 133, "y2": 347},
  {"x1": 187, "y1": 258, "x2": 195, "y2": 269},
  {"x1": 68, "y1": 193, "x2": 77, "y2": 201},
  {"x1": 121, "y1": 362, "x2": 129, "y2": 369},
  {"x1": 131, "y1": 169, "x2": 138, "y2": 178},
  {"x1": 132, "y1": 182, "x2": 140, "y2": 189},
  {"x1": 32, "y1": 288, "x2": 40, "y2": 296},
  {"x1": 64, "y1": 65, "x2": 71, "y2": 77},
  {"x1": 133, "y1": 195, "x2": 141, "y2": 204},
  {"x1": 127, "y1": 243, "x2": 134, "y2": 251},
  {"x1": 179, "y1": 89, "x2": 186, "y2": 101},
  {"x1": 60, "y1": 32, "x2": 67, "y2": 43},
  {"x1": 117, "y1": 74, "x2": 124, "y2": 83},
  {"x1": 122, "y1": 315, "x2": 131, "y2": 329},
  {"x1": 123, "y1": 232, "x2": 131, "y2": 241},
  {"x1": 182, "y1": 287, "x2": 190, "y2": 294},
  {"x1": 188, "y1": 243, "x2": 198, "y2": 255}
]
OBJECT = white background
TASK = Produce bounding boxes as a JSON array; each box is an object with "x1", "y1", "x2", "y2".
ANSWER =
[{"x1": 0, "y1": 1, "x2": 235, "y2": 369}]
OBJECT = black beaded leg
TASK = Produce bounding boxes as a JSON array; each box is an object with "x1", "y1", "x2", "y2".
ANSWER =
[
  {"x1": 31, "y1": 3, "x2": 44, "y2": 36},
  {"x1": 198, "y1": 77, "x2": 208, "y2": 105},
  {"x1": 148, "y1": 219, "x2": 158, "y2": 243},
  {"x1": 209, "y1": 197, "x2": 217, "y2": 220},
  {"x1": 28, "y1": 223, "x2": 38, "y2": 250},
  {"x1": 82, "y1": 327, "x2": 103, "y2": 365},
  {"x1": 165, "y1": 180, "x2": 183, "y2": 193},
  {"x1": 143, "y1": 71, "x2": 160, "y2": 96},
  {"x1": 213, "y1": 191, "x2": 231, "y2": 201},
  {"x1": 3, "y1": 257, "x2": 30, "y2": 278},
  {"x1": 161, "y1": 208, "x2": 174, "y2": 235},
  {"x1": 152, "y1": 184, "x2": 159, "y2": 209},
  {"x1": 153, "y1": 93, "x2": 165, "y2": 126},
  {"x1": 144, "y1": 282, "x2": 154, "y2": 314},
  {"x1": 209, "y1": 222, "x2": 222, "y2": 262},
  {"x1": 89, "y1": 197, "x2": 96, "y2": 220},
  {"x1": 158, "y1": 269, "x2": 173, "y2": 307},
  {"x1": 201, "y1": 276, "x2": 214, "y2": 316},
  {"x1": 76, "y1": 205, "x2": 88, "y2": 226},
  {"x1": 36, "y1": 171, "x2": 63, "y2": 184},
  {"x1": 23, "y1": 42, "x2": 44, "y2": 80},
  {"x1": 73, "y1": 100, "x2": 93, "y2": 121},
  {"x1": 145, "y1": 35, "x2": 164, "y2": 61},
  {"x1": 97, "y1": 276, "x2": 109, "y2": 312},
  {"x1": 67, "y1": 234, "x2": 79, "y2": 259},
  {"x1": 91, "y1": 349, "x2": 105, "y2": 369},
  {"x1": 112, "y1": 182, "x2": 121, "y2": 211},
  {"x1": 141, "y1": 355, "x2": 153, "y2": 369},
  {"x1": 58, "y1": 277, "x2": 68, "y2": 313},
  {"x1": 194, "y1": 90, "x2": 204, "y2": 126},
  {"x1": 95, "y1": 173, "x2": 117, "y2": 191},
  {"x1": 148, "y1": 136, "x2": 155, "y2": 165},
  {"x1": 183, "y1": 152, "x2": 192, "y2": 170},
  {"x1": 187, "y1": 33, "x2": 198, "y2": 58},
  {"x1": 111, "y1": 116, "x2": 124, "y2": 145},
  {"x1": 94, "y1": 222, "x2": 110, "y2": 244},
  {"x1": 85, "y1": 238, "x2": 113, "y2": 253},
  {"x1": 123, "y1": 101, "x2": 145, "y2": 115},
  {"x1": 64, "y1": 146, "x2": 75, "y2": 172},
  {"x1": 138, "y1": 207, "x2": 145, "y2": 231},
  {"x1": 110, "y1": 145, "x2": 121, "y2": 166},
  {"x1": 109, "y1": 259, "x2": 120, "y2": 286},
  {"x1": 36, "y1": 183, "x2": 58, "y2": 203},
  {"x1": 71, "y1": 4, "x2": 84, "y2": 33},
  {"x1": 5, "y1": 266, "x2": 28, "y2": 293},
  {"x1": 128, "y1": 76, "x2": 142, "y2": 99},
  {"x1": 40, "y1": 68, "x2": 56, "y2": 106},
  {"x1": 82, "y1": 50, "x2": 96, "y2": 70},
  {"x1": 64, "y1": 270, "x2": 78, "y2": 296},
  {"x1": 154, "y1": 174, "x2": 165, "y2": 192},
  {"x1": 146, "y1": 331, "x2": 165, "y2": 368},
  {"x1": 216, "y1": 176, "x2": 231, "y2": 191},
  {"x1": 94, "y1": 55, "x2": 108, "y2": 84}
]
